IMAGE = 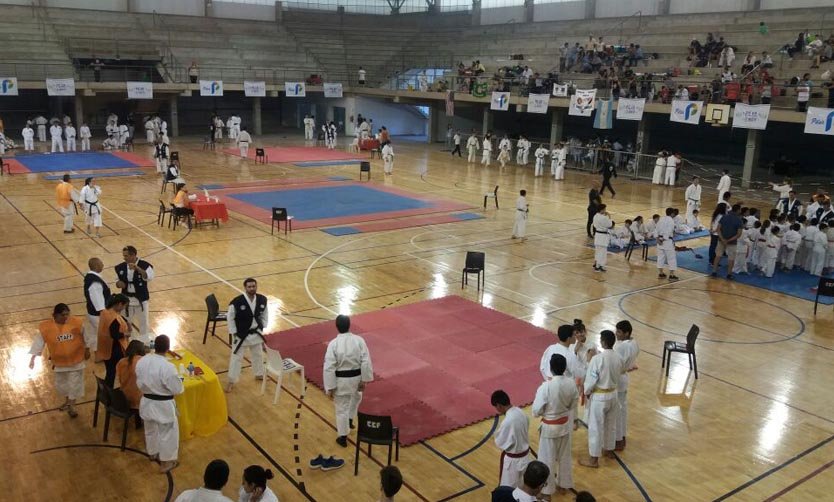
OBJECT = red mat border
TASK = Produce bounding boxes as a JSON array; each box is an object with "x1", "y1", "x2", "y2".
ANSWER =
[
  {"x1": 206, "y1": 181, "x2": 474, "y2": 230},
  {"x1": 221, "y1": 146, "x2": 364, "y2": 163}
]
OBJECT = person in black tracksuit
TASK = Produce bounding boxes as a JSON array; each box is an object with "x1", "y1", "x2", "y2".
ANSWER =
[
  {"x1": 587, "y1": 185, "x2": 602, "y2": 238},
  {"x1": 600, "y1": 162, "x2": 617, "y2": 197}
]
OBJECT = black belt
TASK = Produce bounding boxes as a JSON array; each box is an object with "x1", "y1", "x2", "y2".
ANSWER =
[
  {"x1": 144, "y1": 394, "x2": 173, "y2": 401},
  {"x1": 595, "y1": 230, "x2": 608, "y2": 234},
  {"x1": 335, "y1": 369, "x2": 361, "y2": 378}
]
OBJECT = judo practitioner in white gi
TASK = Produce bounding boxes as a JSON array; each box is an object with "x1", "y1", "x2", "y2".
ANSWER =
[
  {"x1": 136, "y1": 335, "x2": 184, "y2": 473},
  {"x1": 35, "y1": 114, "x2": 47, "y2": 142},
  {"x1": 592, "y1": 204, "x2": 614, "y2": 272},
  {"x1": 684, "y1": 176, "x2": 701, "y2": 221},
  {"x1": 652, "y1": 152, "x2": 666, "y2": 184},
  {"x1": 466, "y1": 134, "x2": 479, "y2": 163},
  {"x1": 656, "y1": 207, "x2": 679, "y2": 280},
  {"x1": 50, "y1": 123, "x2": 64, "y2": 152},
  {"x1": 481, "y1": 134, "x2": 493, "y2": 166},
  {"x1": 324, "y1": 122, "x2": 337, "y2": 150},
  {"x1": 534, "y1": 144, "x2": 549, "y2": 177},
  {"x1": 497, "y1": 136, "x2": 511, "y2": 168},
  {"x1": 533, "y1": 354, "x2": 578, "y2": 496},
  {"x1": 382, "y1": 142, "x2": 394, "y2": 175},
  {"x1": 491, "y1": 390, "x2": 532, "y2": 488},
  {"x1": 79, "y1": 123, "x2": 91, "y2": 151},
  {"x1": 79, "y1": 177, "x2": 102, "y2": 238},
  {"x1": 579, "y1": 330, "x2": 622, "y2": 468},
  {"x1": 665, "y1": 152, "x2": 680, "y2": 186},
  {"x1": 810, "y1": 222, "x2": 828, "y2": 276},
  {"x1": 22, "y1": 124, "x2": 35, "y2": 151},
  {"x1": 551, "y1": 143, "x2": 566, "y2": 180},
  {"x1": 324, "y1": 315, "x2": 373, "y2": 447},
  {"x1": 512, "y1": 189, "x2": 528, "y2": 240},
  {"x1": 145, "y1": 118, "x2": 156, "y2": 143},
  {"x1": 614, "y1": 320, "x2": 639, "y2": 451},
  {"x1": 115, "y1": 245, "x2": 154, "y2": 344},
  {"x1": 237, "y1": 127, "x2": 252, "y2": 158},
  {"x1": 226, "y1": 278, "x2": 267, "y2": 393},
  {"x1": 65, "y1": 123, "x2": 77, "y2": 152},
  {"x1": 303, "y1": 114, "x2": 315, "y2": 140},
  {"x1": 717, "y1": 169, "x2": 732, "y2": 204}
]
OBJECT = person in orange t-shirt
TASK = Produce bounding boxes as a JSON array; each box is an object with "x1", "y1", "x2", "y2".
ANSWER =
[
  {"x1": 96, "y1": 294, "x2": 131, "y2": 387},
  {"x1": 29, "y1": 303, "x2": 90, "y2": 418},
  {"x1": 172, "y1": 183, "x2": 194, "y2": 228},
  {"x1": 116, "y1": 340, "x2": 146, "y2": 414},
  {"x1": 55, "y1": 174, "x2": 78, "y2": 233}
]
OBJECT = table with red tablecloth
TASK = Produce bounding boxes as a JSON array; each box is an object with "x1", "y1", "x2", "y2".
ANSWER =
[
  {"x1": 360, "y1": 138, "x2": 380, "y2": 151},
  {"x1": 191, "y1": 195, "x2": 229, "y2": 224}
]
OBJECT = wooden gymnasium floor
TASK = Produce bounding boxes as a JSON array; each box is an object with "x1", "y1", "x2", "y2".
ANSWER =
[{"x1": 1, "y1": 135, "x2": 832, "y2": 502}]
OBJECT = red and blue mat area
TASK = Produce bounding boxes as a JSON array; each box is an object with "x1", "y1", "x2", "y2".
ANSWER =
[
  {"x1": 265, "y1": 296, "x2": 554, "y2": 445},
  {"x1": 204, "y1": 180, "x2": 473, "y2": 229},
  {"x1": 222, "y1": 146, "x2": 363, "y2": 164},
  {"x1": 5, "y1": 152, "x2": 154, "y2": 174}
]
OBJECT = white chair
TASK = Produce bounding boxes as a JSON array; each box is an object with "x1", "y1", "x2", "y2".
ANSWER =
[{"x1": 261, "y1": 346, "x2": 305, "y2": 404}]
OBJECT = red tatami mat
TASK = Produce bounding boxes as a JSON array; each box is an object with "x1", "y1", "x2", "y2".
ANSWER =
[
  {"x1": 264, "y1": 296, "x2": 555, "y2": 446},
  {"x1": 222, "y1": 146, "x2": 363, "y2": 163}
]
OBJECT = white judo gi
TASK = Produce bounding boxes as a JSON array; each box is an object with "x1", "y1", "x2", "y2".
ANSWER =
[
  {"x1": 665, "y1": 155, "x2": 678, "y2": 186},
  {"x1": 532, "y1": 375, "x2": 578, "y2": 493},
  {"x1": 136, "y1": 353, "x2": 185, "y2": 462},
  {"x1": 592, "y1": 212, "x2": 613, "y2": 269},
  {"x1": 497, "y1": 138, "x2": 511, "y2": 167},
  {"x1": 655, "y1": 215, "x2": 677, "y2": 273},
  {"x1": 382, "y1": 143, "x2": 394, "y2": 174},
  {"x1": 481, "y1": 138, "x2": 492, "y2": 166},
  {"x1": 717, "y1": 174, "x2": 731, "y2": 204},
  {"x1": 466, "y1": 136, "x2": 479, "y2": 162},
  {"x1": 494, "y1": 406, "x2": 532, "y2": 488},
  {"x1": 552, "y1": 147, "x2": 566, "y2": 180},
  {"x1": 65, "y1": 126, "x2": 77, "y2": 152},
  {"x1": 35, "y1": 115, "x2": 47, "y2": 142},
  {"x1": 50, "y1": 124, "x2": 64, "y2": 152},
  {"x1": 22, "y1": 126, "x2": 35, "y2": 151},
  {"x1": 652, "y1": 157, "x2": 664, "y2": 184},
  {"x1": 614, "y1": 338, "x2": 639, "y2": 442},
  {"x1": 238, "y1": 130, "x2": 252, "y2": 158},
  {"x1": 323, "y1": 331, "x2": 373, "y2": 437},
  {"x1": 584, "y1": 349, "x2": 622, "y2": 458},
  {"x1": 512, "y1": 195, "x2": 528, "y2": 239},
  {"x1": 145, "y1": 120, "x2": 155, "y2": 143},
  {"x1": 684, "y1": 182, "x2": 701, "y2": 220},
  {"x1": 79, "y1": 184, "x2": 103, "y2": 231},
  {"x1": 79, "y1": 125, "x2": 91, "y2": 151},
  {"x1": 810, "y1": 229, "x2": 828, "y2": 276},
  {"x1": 534, "y1": 147, "x2": 549, "y2": 176},
  {"x1": 303, "y1": 116, "x2": 315, "y2": 140}
]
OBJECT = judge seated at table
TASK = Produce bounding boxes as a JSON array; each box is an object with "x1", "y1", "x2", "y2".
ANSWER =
[
  {"x1": 166, "y1": 163, "x2": 185, "y2": 184},
  {"x1": 172, "y1": 184, "x2": 194, "y2": 226}
]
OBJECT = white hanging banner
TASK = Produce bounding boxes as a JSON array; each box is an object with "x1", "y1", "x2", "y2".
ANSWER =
[
  {"x1": 616, "y1": 98, "x2": 645, "y2": 121},
  {"x1": 552, "y1": 83, "x2": 568, "y2": 97},
  {"x1": 526, "y1": 93, "x2": 550, "y2": 114},
  {"x1": 568, "y1": 89, "x2": 596, "y2": 116},
  {"x1": 490, "y1": 91, "x2": 510, "y2": 111},
  {"x1": 200, "y1": 80, "x2": 223, "y2": 96},
  {"x1": 285, "y1": 82, "x2": 306, "y2": 97},
  {"x1": 0, "y1": 77, "x2": 19, "y2": 96},
  {"x1": 670, "y1": 99, "x2": 703, "y2": 125},
  {"x1": 323, "y1": 82, "x2": 343, "y2": 98},
  {"x1": 46, "y1": 78, "x2": 75, "y2": 96},
  {"x1": 732, "y1": 103, "x2": 770, "y2": 130},
  {"x1": 126, "y1": 81, "x2": 153, "y2": 100},
  {"x1": 804, "y1": 107, "x2": 834, "y2": 136},
  {"x1": 243, "y1": 80, "x2": 266, "y2": 97}
]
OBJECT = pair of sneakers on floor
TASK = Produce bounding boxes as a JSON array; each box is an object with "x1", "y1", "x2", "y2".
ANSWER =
[{"x1": 309, "y1": 455, "x2": 344, "y2": 471}]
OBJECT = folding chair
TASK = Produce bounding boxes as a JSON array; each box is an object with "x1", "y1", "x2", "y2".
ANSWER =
[
  {"x1": 261, "y1": 346, "x2": 305, "y2": 404},
  {"x1": 813, "y1": 277, "x2": 834, "y2": 315},
  {"x1": 354, "y1": 412, "x2": 399, "y2": 475},
  {"x1": 92, "y1": 375, "x2": 111, "y2": 428},
  {"x1": 170, "y1": 204, "x2": 192, "y2": 230},
  {"x1": 271, "y1": 207, "x2": 293, "y2": 235},
  {"x1": 483, "y1": 185, "x2": 499, "y2": 209},
  {"x1": 202, "y1": 293, "x2": 228, "y2": 344},
  {"x1": 359, "y1": 161, "x2": 371, "y2": 181},
  {"x1": 461, "y1": 251, "x2": 485, "y2": 290},
  {"x1": 662, "y1": 324, "x2": 699, "y2": 379},
  {"x1": 255, "y1": 148, "x2": 267, "y2": 164},
  {"x1": 202, "y1": 137, "x2": 215, "y2": 151},
  {"x1": 157, "y1": 200, "x2": 173, "y2": 226},
  {"x1": 160, "y1": 176, "x2": 177, "y2": 194},
  {"x1": 624, "y1": 231, "x2": 648, "y2": 262},
  {"x1": 103, "y1": 387, "x2": 141, "y2": 451},
  {"x1": 0, "y1": 158, "x2": 10, "y2": 175}
]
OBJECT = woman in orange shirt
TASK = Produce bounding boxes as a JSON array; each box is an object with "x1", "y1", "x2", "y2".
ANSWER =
[
  {"x1": 116, "y1": 340, "x2": 146, "y2": 417},
  {"x1": 96, "y1": 294, "x2": 130, "y2": 387},
  {"x1": 172, "y1": 183, "x2": 194, "y2": 228}
]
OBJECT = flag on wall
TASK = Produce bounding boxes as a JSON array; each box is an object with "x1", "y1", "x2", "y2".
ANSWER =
[
  {"x1": 669, "y1": 99, "x2": 703, "y2": 125},
  {"x1": 490, "y1": 91, "x2": 510, "y2": 111},
  {"x1": 526, "y1": 94, "x2": 549, "y2": 114},
  {"x1": 199, "y1": 80, "x2": 223, "y2": 96},
  {"x1": 593, "y1": 99, "x2": 613, "y2": 129},
  {"x1": 0, "y1": 77, "x2": 18, "y2": 96},
  {"x1": 615, "y1": 98, "x2": 645, "y2": 121},
  {"x1": 569, "y1": 89, "x2": 596, "y2": 117},
  {"x1": 285, "y1": 82, "x2": 306, "y2": 97},
  {"x1": 804, "y1": 107, "x2": 834, "y2": 135},
  {"x1": 244, "y1": 81, "x2": 266, "y2": 97},
  {"x1": 552, "y1": 83, "x2": 568, "y2": 97}
]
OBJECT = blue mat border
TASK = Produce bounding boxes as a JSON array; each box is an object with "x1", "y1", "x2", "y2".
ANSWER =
[
  {"x1": 43, "y1": 171, "x2": 145, "y2": 180},
  {"x1": 294, "y1": 160, "x2": 363, "y2": 167},
  {"x1": 591, "y1": 229, "x2": 710, "y2": 253}
]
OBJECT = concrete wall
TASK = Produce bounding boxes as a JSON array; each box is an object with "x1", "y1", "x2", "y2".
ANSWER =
[
  {"x1": 669, "y1": 0, "x2": 751, "y2": 14},
  {"x1": 355, "y1": 96, "x2": 428, "y2": 136},
  {"x1": 533, "y1": 1, "x2": 585, "y2": 21},
  {"x1": 595, "y1": 0, "x2": 658, "y2": 18},
  {"x1": 762, "y1": 0, "x2": 834, "y2": 7},
  {"x1": 211, "y1": 2, "x2": 276, "y2": 21},
  {"x1": 481, "y1": 5, "x2": 525, "y2": 25},
  {"x1": 46, "y1": 0, "x2": 127, "y2": 10},
  {"x1": 131, "y1": 0, "x2": 204, "y2": 17}
]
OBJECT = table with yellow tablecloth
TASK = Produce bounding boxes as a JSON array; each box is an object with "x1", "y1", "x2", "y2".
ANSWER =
[{"x1": 165, "y1": 349, "x2": 227, "y2": 439}]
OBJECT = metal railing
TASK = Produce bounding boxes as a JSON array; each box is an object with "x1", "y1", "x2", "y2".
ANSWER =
[{"x1": 596, "y1": 10, "x2": 643, "y2": 46}]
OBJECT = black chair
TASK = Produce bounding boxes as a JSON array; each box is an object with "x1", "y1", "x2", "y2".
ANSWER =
[
  {"x1": 813, "y1": 277, "x2": 834, "y2": 315},
  {"x1": 202, "y1": 137, "x2": 215, "y2": 151},
  {"x1": 170, "y1": 151, "x2": 179, "y2": 163},
  {"x1": 461, "y1": 251, "x2": 485, "y2": 290},
  {"x1": 160, "y1": 176, "x2": 177, "y2": 194},
  {"x1": 271, "y1": 207, "x2": 293, "y2": 235},
  {"x1": 103, "y1": 387, "x2": 140, "y2": 451},
  {"x1": 624, "y1": 230, "x2": 648, "y2": 262},
  {"x1": 157, "y1": 199, "x2": 172, "y2": 226},
  {"x1": 203, "y1": 293, "x2": 229, "y2": 344},
  {"x1": 662, "y1": 324, "x2": 699, "y2": 379},
  {"x1": 483, "y1": 185, "x2": 499, "y2": 209},
  {"x1": 354, "y1": 412, "x2": 399, "y2": 476},
  {"x1": 92, "y1": 375, "x2": 111, "y2": 428},
  {"x1": 170, "y1": 204, "x2": 193, "y2": 230},
  {"x1": 255, "y1": 148, "x2": 267, "y2": 163},
  {"x1": 359, "y1": 161, "x2": 371, "y2": 181}
]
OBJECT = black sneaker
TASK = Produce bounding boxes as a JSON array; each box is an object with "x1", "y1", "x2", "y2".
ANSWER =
[
  {"x1": 321, "y1": 457, "x2": 345, "y2": 471},
  {"x1": 669, "y1": 275, "x2": 679, "y2": 281},
  {"x1": 726, "y1": 274, "x2": 734, "y2": 280},
  {"x1": 336, "y1": 436, "x2": 348, "y2": 448},
  {"x1": 658, "y1": 273, "x2": 667, "y2": 279},
  {"x1": 309, "y1": 454, "x2": 325, "y2": 469},
  {"x1": 598, "y1": 267, "x2": 607, "y2": 272}
]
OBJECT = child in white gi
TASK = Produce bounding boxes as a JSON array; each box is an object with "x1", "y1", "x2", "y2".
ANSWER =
[
  {"x1": 810, "y1": 223, "x2": 828, "y2": 276},
  {"x1": 551, "y1": 143, "x2": 566, "y2": 180},
  {"x1": 610, "y1": 221, "x2": 631, "y2": 249},
  {"x1": 629, "y1": 217, "x2": 646, "y2": 244},
  {"x1": 687, "y1": 209, "x2": 704, "y2": 232},
  {"x1": 614, "y1": 321, "x2": 639, "y2": 452},
  {"x1": 781, "y1": 223, "x2": 802, "y2": 271},
  {"x1": 512, "y1": 190, "x2": 529, "y2": 241},
  {"x1": 497, "y1": 136, "x2": 511, "y2": 168},
  {"x1": 382, "y1": 143, "x2": 394, "y2": 175},
  {"x1": 466, "y1": 134, "x2": 479, "y2": 163},
  {"x1": 762, "y1": 226, "x2": 781, "y2": 277},
  {"x1": 534, "y1": 144, "x2": 549, "y2": 177},
  {"x1": 481, "y1": 134, "x2": 492, "y2": 166},
  {"x1": 673, "y1": 209, "x2": 692, "y2": 235},
  {"x1": 516, "y1": 136, "x2": 527, "y2": 165},
  {"x1": 733, "y1": 224, "x2": 755, "y2": 274},
  {"x1": 644, "y1": 214, "x2": 660, "y2": 240}
]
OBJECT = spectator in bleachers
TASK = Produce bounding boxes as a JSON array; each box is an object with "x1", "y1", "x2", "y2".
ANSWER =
[
  {"x1": 785, "y1": 32, "x2": 806, "y2": 59},
  {"x1": 358, "y1": 66, "x2": 366, "y2": 85},
  {"x1": 760, "y1": 78, "x2": 773, "y2": 104},
  {"x1": 810, "y1": 35, "x2": 833, "y2": 68},
  {"x1": 674, "y1": 85, "x2": 689, "y2": 100},
  {"x1": 759, "y1": 22, "x2": 769, "y2": 36},
  {"x1": 718, "y1": 46, "x2": 735, "y2": 68},
  {"x1": 761, "y1": 51, "x2": 774, "y2": 69},
  {"x1": 559, "y1": 43, "x2": 569, "y2": 72},
  {"x1": 567, "y1": 43, "x2": 580, "y2": 71},
  {"x1": 721, "y1": 67, "x2": 736, "y2": 83},
  {"x1": 741, "y1": 52, "x2": 758, "y2": 74},
  {"x1": 796, "y1": 73, "x2": 813, "y2": 111},
  {"x1": 188, "y1": 61, "x2": 199, "y2": 84}
]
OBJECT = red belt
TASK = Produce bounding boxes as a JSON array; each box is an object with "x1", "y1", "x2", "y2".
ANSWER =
[
  {"x1": 541, "y1": 416, "x2": 569, "y2": 425},
  {"x1": 499, "y1": 448, "x2": 529, "y2": 482}
]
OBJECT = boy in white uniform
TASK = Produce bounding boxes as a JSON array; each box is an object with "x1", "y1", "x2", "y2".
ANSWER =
[
  {"x1": 79, "y1": 177, "x2": 103, "y2": 238},
  {"x1": 382, "y1": 142, "x2": 394, "y2": 175},
  {"x1": 552, "y1": 143, "x2": 567, "y2": 180},
  {"x1": 781, "y1": 223, "x2": 802, "y2": 271},
  {"x1": 481, "y1": 134, "x2": 492, "y2": 166},
  {"x1": 516, "y1": 136, "x2": 527, "y2": 165},
  {"x1": 532, "y1": 354, "x2": 578, "y2": 496},
  {"x1": 491, "y1": 390, "x2": 532, "y2": 488},
  {"x1": 665, "y1": 152, "x2": 680, "y2": 186},
  {"x1": 652, "y1": 152, "x2": 665, "y2": 184},
  {"x1": 79, "y1": 123, "x2": 91, "y2": 151},
  {"x1": 22, "y1": 124, "x2": 35, "y2": 151},
  {"x1": 497, "y1": 136, "x2": 511, "y2": 168},
  {"x1": 579, "y1": 330, "x2": 622, "y2": 468},
  {"x1": 614, "y1": 320, "x2": 639, "y2": 451},
  {"x1": 512, "y1": 190, "x2": 529, "y2": 241},
  {"x1": 466, "y1": 133, "x2": 479, "y2": 163},
  {"x1": 237, "y1": 127, "x2": 252, "y2": 157},
  {"x1": 65, "y1": 123, "x2": 77, "y2": 152},
  {"x1": 50, "y1": 123, "x2": 64, "y2": 152},
  {"x1": 534, "y1": 144, "x2": 549, "y2": 177},
  {"x1": 656, "y1": 208, "x2": 679, "y2": 280},
  {"x1": 592, "y1": 204, "x2": 613, "y2": 272},
  {"x1": 810, "y1": 223, "x2": 829, "y2": 276}
]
